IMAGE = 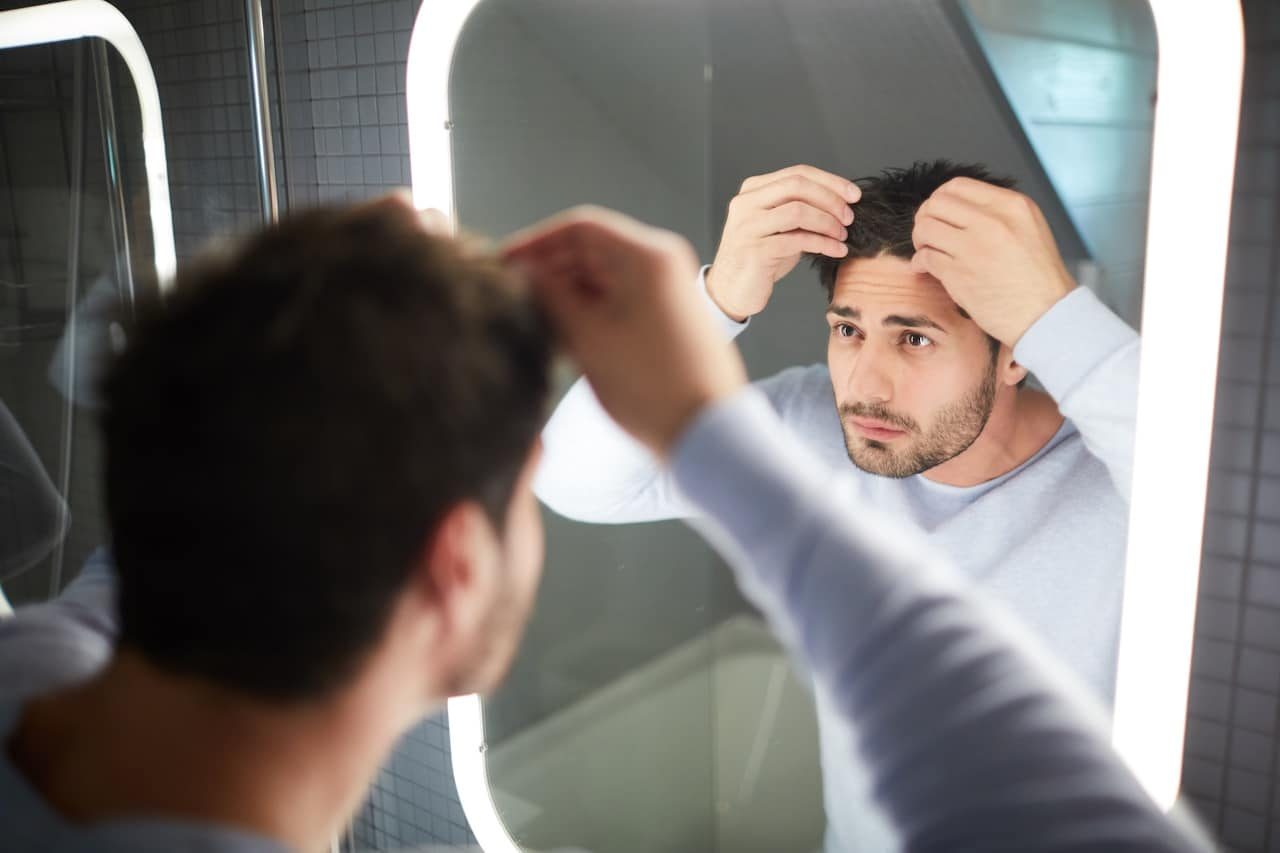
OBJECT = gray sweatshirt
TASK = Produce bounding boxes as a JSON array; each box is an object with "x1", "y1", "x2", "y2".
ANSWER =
[
  {"x1": 535, "y1": 278, "x2": 1140, "y2": 852},
  {"x1": 672, "y1": 386, "x2": 1207, "y2": 851}
]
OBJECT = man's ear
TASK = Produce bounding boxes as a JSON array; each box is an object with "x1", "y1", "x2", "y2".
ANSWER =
[
  {"x1": 997, "y1": 343, "x2": 1030, "y2": 388},
  {"x1": 411, "y1": 501, "x2": 499, "y2": 633}
]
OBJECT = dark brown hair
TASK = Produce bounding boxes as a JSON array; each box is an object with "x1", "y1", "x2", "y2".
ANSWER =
[
  {"x1": 810, "y1": 159, "x2": 1017, "y2": 301},
  {"x1": 101, "y1": 199, "x2": 551, "y2": 701}
]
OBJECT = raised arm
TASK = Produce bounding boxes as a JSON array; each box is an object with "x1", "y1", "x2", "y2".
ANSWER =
[
  {"x1": 536, "y1": 166, "x2": 856, "y2": 523},
  {"x1": 1013, "y1": 286, "x2": 1139, "y2": 499},
  {"x1": 534, "y1": 268, "x2": 743, "y2": 523},
  {"x1": 912, "y1": 177, "x2": 1138, "y2": 499}
]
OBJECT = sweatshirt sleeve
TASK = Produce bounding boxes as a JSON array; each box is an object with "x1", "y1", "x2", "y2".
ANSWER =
[
  {"x1": 670, "y1": 387, "x2": 1210, "y2": 852},
  {"x1": 1014, "y1": 287, "x2": 1140, "y2": 501},
  {"x1": 0, "y1": 549, "x2": 117, "y2": 701},
  {"x1": 533, "y1": 266, "x2": 750, "y2": 523}
]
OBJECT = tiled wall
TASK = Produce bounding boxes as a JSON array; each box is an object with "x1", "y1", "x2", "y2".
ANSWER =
[{"x1": 1180, "y1": 1, "x2": 1280, "y2": 850}]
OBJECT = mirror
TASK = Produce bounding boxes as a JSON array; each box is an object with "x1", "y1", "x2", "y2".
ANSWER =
[
  {"x1": 0, "y1": 32, "x2": 166, "y2": 609},
  {"x1": 437, "y1": 1, "x2": 1163, "y2": 851}
]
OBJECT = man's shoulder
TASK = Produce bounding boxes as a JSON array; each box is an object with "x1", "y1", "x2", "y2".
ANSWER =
[{"x1": 1024, "y1": 419, "x2": 1126, "y2": 503}]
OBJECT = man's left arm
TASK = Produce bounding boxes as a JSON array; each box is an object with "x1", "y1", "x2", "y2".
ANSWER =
[
  {"x1": 911, "y1": 177, "x2": 1138, "y2": 500},
  {"x1": 1014, "y1": 287, "x2": 1139, "y2": 500}
]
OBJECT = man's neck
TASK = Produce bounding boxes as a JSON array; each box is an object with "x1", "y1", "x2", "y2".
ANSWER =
[
  {"x1": 922, "y1": 388, "x2": 1064, "y2": 488},
  {"x1": 8, "y1": 650, "x2": 420, "y2": 851}
]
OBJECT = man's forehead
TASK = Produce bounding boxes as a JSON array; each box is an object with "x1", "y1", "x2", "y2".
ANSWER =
[{"x1": 831, "y1": 255, "x2": 961, "y2": 316}]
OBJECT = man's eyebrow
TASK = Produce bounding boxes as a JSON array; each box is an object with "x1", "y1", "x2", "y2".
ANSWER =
[
  {"x1": 883, "y1": 314, "x2": 947, "y2": 333},
  {"x1": 826, "y1": 304, "x2": 951, "y2": 333}
]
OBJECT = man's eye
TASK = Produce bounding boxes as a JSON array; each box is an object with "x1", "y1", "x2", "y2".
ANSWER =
[
  {"x1": 903, "y1": 332, "x2": 933, "y2": 348},
  {"x1": 835, "y1": 324, "x2": 859, "y2": 338}
]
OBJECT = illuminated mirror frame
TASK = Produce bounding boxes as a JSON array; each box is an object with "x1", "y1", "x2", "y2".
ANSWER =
[
  {"x1": 407, "y1": 0, "x2": 1244, "y2": 842},
  {"x1": 0, "y1": 0, "x2": 177, "y2": 288}
]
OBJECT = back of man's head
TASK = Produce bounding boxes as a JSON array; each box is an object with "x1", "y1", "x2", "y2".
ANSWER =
[
  {"x1": 811, "y1": 159, "x2": 1016, "y2": 301},
  {"x1": 101, "y1": 198, "x2": 551, "y2": 702}
]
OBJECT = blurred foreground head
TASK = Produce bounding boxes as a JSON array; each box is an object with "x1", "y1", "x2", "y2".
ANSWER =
[{"x1": 101, "y1": 196, "x2": 552, "y2": 706}]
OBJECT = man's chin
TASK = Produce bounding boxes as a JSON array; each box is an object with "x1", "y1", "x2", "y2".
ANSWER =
[{"x1": 845, "y1": 440, "x2": 924, "y2": 479}]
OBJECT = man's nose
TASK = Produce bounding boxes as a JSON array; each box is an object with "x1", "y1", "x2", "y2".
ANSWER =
[{"x1": 844, "y1": 349, "x2": 893, "y2": 404}]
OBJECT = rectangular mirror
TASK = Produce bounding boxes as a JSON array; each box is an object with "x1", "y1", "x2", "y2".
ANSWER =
[{"x1": 402, "y1": 0, "x2": 1242, "y2": 850}]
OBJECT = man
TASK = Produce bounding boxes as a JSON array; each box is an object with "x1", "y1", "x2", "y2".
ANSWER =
[
  {"x1": 509, "y1": 206, "x2": 1204, "y2": 852},
  {"x1": 534, "y1": 160, "x2": 1139, "y2": 851},
  {"x1": 0, "y1": 197, "x2": 1199, "y2": 852},
  {"x1": 0, "y1": 197, "x2": 552, "y2": 852}
]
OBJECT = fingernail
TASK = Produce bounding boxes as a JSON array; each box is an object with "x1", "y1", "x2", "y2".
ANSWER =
[
  {"x1": 846, "y1": 183, "x2": 861, "y2": 202},
  {"x1": 842, "y1": 206, "x2": 854, "y2": 225}
]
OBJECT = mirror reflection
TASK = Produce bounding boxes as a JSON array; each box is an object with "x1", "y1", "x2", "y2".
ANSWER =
[
  {"x1": 453, "y1": 1, "x2": 1156, "y2": 851},
  {"x1": 0, "y1": 37, "x2": 158, "y2": 611}
]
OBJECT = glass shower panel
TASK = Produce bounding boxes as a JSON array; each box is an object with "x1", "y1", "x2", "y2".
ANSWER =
[{"x1": 0, "y1": 37, "x2": 160, "y2": 608}]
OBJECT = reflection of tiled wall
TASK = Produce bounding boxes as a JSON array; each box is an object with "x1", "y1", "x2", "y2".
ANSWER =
[{"x1": 1180, "y1": 2, "x2": 1280, "y2": 850}]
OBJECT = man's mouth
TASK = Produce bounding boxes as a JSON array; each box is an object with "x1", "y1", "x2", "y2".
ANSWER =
[{"x1": 848, "y1": 416, "x2": 908, "y2": 441}]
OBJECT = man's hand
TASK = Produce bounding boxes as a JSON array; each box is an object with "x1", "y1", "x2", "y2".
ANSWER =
[
  {"x1": 911, "y1": 178, "x2": 1077, "y2": 347},
  {"x1": 707, "y1": 165, "x2": 860, "y2": 322},
  {"x1": 505, "y1": 207, "x2": 748, "y2": 458}
]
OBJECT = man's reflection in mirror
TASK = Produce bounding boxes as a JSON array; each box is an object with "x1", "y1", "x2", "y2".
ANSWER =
[{"x1": 536, "y1": 159, "x2": 1139, "y2": 852}]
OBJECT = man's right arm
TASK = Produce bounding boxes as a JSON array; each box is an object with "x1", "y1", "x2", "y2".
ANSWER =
[
  {"x1": 536, "y1": 164, "x2": 856, "y2": 524},
  {"x1": 535, "y1": 269, "x2": 749, "y2": 523}
]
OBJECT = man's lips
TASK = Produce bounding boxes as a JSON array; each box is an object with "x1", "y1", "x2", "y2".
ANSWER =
[{"x1": 848, "y1": 416, "x2": 907, "y2": 440}]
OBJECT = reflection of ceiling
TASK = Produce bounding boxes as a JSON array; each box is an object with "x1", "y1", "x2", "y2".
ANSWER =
[
  {"x1": 708, "y1": 0, "x2": 1086, "y2": 259},
  {"x1": 503, "y1": 0, "x2": 711, "y2": 199},
  {"x1": 464, "y1": 0, "x2": 1087, "y2": 258}
]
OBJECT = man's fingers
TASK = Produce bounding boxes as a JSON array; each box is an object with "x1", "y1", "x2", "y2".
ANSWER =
[
  {"x1": 910, "y1": 246, "x2": 957, "y2": 279},
  {"x1": 912, "y1": 216, "x2": 963, "y2": 256},
  {"x1": 757, "y1": 202, "x2": 848, "y2": 243},
  {"x1": 502, "y1": 205, "x2": 637, "y2": 262},
  {"x1": 766, "y1": 230, "x2": 849, "y2": 260},
  {"x1": 418, "y1": 207, "x2": 451, "y2": 235},
  {"x1": 916, "y1": 192, "x2": 982, "y2": 231},
  {"x1": 932, "y1": 176, "x2": 1016, "y2": 209},
  {"x1": 743, "y1": 175, "x2": 854, "y2": 226},
  {"x1": 741, "y1": 164, "x2": 861, "y2": 203}
]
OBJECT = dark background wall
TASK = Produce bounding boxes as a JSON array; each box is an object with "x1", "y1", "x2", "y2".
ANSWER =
[{"x1": 1180, "y1": 1, "x2": 1280, "y2": 850}]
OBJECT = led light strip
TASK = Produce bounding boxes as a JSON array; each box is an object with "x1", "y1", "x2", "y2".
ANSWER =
[
  {"x1": 407, "y1": 6, "x2": 521, "y2": 848},
  {"x1": 1113, "y1": 0, "x2": 1244, "y2": 810},
  {"x1": 408, "y1": 0, "x2": 1247, "y2": 844},
  {"x1": 0, "y1": 0, "x2": 176, "y2": 289}
]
